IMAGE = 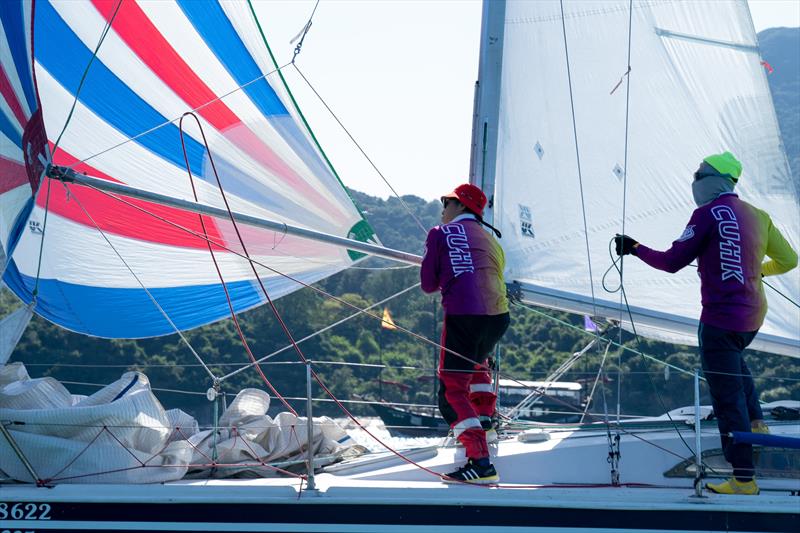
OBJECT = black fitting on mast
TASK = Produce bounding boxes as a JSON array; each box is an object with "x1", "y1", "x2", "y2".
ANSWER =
[{"x1": 46, "y1": 164, "x2": 78, "y2": 183}]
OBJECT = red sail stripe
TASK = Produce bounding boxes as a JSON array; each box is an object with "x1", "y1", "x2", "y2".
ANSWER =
[
  {"x1": 42, "y1": 147, "x2": 228, "y2": 250},
  {"x1": 0, "y1": 63, "x2": 28, "y2": 127},
  {"x1": 91, "y1": 0, "x2": 342, "y2": 219},
  {"x1": 0, "y1": 155, "x2": 28, "y2": 194}
]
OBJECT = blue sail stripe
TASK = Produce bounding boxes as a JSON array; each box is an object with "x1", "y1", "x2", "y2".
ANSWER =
[
  {"x1": 37, "y1": 1, "x2": 207, "y2": 175},
  {"x1": 0, "y1": 0, "x2": 37, "y2": 115},
  {"x1": 178, "y1": 2, "x2": 350, "y2": 204},
  {"x1": 0, "y1": 107, "x2": 23, "y2": 147},
  {"x1": 2, "y1": 259, "x2": 268, "y2": 338},
  {"x1": 35, "y1": 1, "x2": 331, "y2": 228},
  {"x1": 177, "y1": 1, "x2": 288, "y2": 119}
]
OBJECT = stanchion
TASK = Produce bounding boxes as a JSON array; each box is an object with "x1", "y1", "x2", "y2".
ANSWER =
[
  {"x1": 305, "y1": 362, "x2": 317, "y2": 491},
  {"x1": 692, "y1": 369, "x2": 705, "y2": 498}
]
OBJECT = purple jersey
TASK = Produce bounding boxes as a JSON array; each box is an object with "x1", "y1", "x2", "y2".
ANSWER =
[
  {"x1": 421, "y1": 214, "x2": 509, "y2": 315},
  {"x1": 636, "y1": 193, "x2": 797, "y2": 332}
]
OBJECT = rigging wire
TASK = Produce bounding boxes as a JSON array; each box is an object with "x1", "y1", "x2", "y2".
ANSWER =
[
  {"x1": 558, "y1": 0, "x2": 598, "y2": 319},
  {"x1": 602, "y1": 241, "x2": 702, "y2": 461},
  {"x1": 59, "y1": 178, "x2": 580, "y2": 486},
  {"x1": 64, "y1": 182, "x2": 501, "y2": 381},
  {"x1": 290, "y1": 0, "x2": 321, "y2": 63},
  {"x1": 30, "y1": 174, "x2": 53, "y2": 301},
  {"x1": 58, "y1": 181, "x2": 217, "y2": 383},
  {"x1": 57, "y1": 172, "x2": 727, "y2": 484},
  {"x1": 169, "y1": 113, "x2": 480, "y2": 483},
  {"x1": 580, "y1": 339, "x2": 613, "y2": 424},
  {"x1": 291, "y1": 63, "x2": 430, "y2": 236},
  {"x1": 587, "y1": 0, "x2": 704, "y2": 467},
  {"x1": 219, "y1": 283, "x2": 421, "y2": 382},
  {"x1": 66, "y1": 60, "x2": 293, "y2": 170},
  {"x1": 614, "y1": 0, "x2": 636, "y2": 427},
  {"x1": 51, "y1": 0, "x2": 123, "y2": 158},
  {"x1": 510, "y1": 300, "x2": 697, "y2": 379},
  {"x1": 30, "y1": 0, "x2": 122, "y2": 304}
]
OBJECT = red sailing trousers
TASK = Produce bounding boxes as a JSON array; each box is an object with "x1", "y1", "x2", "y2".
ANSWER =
[{"x1": 437, "y1": 313, "x2": 509, "y2": 459}]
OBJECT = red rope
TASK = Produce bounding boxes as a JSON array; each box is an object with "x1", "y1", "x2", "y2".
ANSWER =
[
  {"x1": 173, "y1": 115, "x2": 454, "y2": 482},
  {"x1": 64, "y1": 181, "x2": 491, "y2": 376},
  {"x1": 178, "y1": 112, "x2": 297, "y2": 415}
]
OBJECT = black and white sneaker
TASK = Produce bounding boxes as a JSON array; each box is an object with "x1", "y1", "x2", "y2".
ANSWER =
[{"x1": 442, "y1": 459, "x2": 499, "y2": 484}]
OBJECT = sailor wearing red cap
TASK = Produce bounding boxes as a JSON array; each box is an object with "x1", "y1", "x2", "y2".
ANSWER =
[{"x1": 421, "y1": 183, "x2": 509, "y2": 484}]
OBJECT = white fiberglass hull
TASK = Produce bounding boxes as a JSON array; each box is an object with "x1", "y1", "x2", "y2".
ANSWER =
[
  {"x1": 2, "y1": 421, "x2": 798, "y2": 533},
  {"x1": 0, "y1": 479, "x2": 797, "y2": 533}
]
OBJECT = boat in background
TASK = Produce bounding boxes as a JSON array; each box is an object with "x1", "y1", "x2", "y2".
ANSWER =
[{"x1": 1, "y1": 1, "x2": 798, "y2": 531}]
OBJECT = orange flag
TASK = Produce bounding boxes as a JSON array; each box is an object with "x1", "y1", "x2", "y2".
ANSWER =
[{"x1": 381, "y1": 308, "x2": 397, "y2": 330}]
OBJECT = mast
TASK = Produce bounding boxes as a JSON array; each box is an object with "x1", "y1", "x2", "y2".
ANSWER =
[
  {"x1": 469, "y1": 0, "x2": 506, "y2": 225},
  {"x1": 48, "y1": 167, "x2": 422, "y2": 267}
]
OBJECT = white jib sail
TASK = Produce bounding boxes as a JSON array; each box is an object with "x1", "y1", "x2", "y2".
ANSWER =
[{"x1": 481, "y1": 0, "x2": 799, "y2": 356}]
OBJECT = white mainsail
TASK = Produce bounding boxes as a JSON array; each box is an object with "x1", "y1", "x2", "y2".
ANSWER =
[{"x1": 473, "y1": 0, "x2": 799, "y2": 356}]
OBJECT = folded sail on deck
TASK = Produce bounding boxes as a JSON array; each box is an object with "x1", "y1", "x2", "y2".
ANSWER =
[
  {"x1": 476, "y1": 0, "x2": 799, "y2": 355},
  {"x1": 1, "y1": 1, "x2": 376, "y2": 338}
]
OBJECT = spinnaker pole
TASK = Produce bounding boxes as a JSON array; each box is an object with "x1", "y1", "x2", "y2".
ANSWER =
[{"x1": 48, "y1": 166, "x2": 422, "y2": 267}]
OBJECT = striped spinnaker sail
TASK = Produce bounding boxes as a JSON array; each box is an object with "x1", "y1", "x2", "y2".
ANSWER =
[
  {"x1": 1, "y1": 0, "x2": 376, "y2": 338},
  {"x1": 0, "y1": 1, "x2": 46, "y2": 273}
]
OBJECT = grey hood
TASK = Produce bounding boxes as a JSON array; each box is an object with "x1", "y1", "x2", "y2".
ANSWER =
[{"x1": 692, "y1": 162, "x2": 736, "y2": 207}]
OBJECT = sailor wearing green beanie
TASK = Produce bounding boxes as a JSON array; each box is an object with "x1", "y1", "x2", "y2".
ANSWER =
[{"x1": 613, "y1": 151, "x2": 797, "y2": 496}]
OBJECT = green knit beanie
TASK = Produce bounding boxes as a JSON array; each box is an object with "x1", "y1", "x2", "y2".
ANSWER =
[{"x1": 703, "y1": 152, "x2": 742, "y2": 183}]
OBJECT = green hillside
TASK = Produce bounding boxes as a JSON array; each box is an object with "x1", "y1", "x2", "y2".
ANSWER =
[
  {"x1": 2, "y1": 27, "x2": 798, "y2": 425},
  {"x1": 3, "y1": 189, "x2": 797, "y2": 424}
]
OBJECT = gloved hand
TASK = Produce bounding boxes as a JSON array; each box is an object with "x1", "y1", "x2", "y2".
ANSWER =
[{"x1": 614, "y1": 234, "x2": 638, "y2": 256}]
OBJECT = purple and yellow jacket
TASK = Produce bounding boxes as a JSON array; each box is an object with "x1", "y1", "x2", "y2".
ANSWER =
[
  {"x1": 636, "y1": 193, "x2": 797, "y2": 332},
  {"x1": 421, "y1": 214, "x2": 509, "y2": 316}
]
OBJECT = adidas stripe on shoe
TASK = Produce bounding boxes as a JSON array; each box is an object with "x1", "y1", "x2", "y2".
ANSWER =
[{"x1": 442, "y1": 458, "x2": 499, "y2": 484}]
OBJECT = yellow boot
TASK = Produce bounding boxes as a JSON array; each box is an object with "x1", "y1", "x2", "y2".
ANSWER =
[
  {"x1": 706, "y1": 477, "x2": 759, "y2": 495},
  {"x1": 751, "y1": 420, "x2": 769, "y2": 434}
]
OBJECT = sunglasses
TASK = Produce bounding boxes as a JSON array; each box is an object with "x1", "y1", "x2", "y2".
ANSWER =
[{"x1": 441, "y1": 198, "x2": 459, "y2": 208}]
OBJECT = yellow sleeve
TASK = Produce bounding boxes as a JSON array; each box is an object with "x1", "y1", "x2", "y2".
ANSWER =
[{"x1": 762, "y1": 220, "x2": 798, "y2": 277}]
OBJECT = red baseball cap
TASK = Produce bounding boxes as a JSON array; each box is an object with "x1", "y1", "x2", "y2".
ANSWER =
[{"x1": 441, "y1": 183, "x2": 487, "y2": 217}]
